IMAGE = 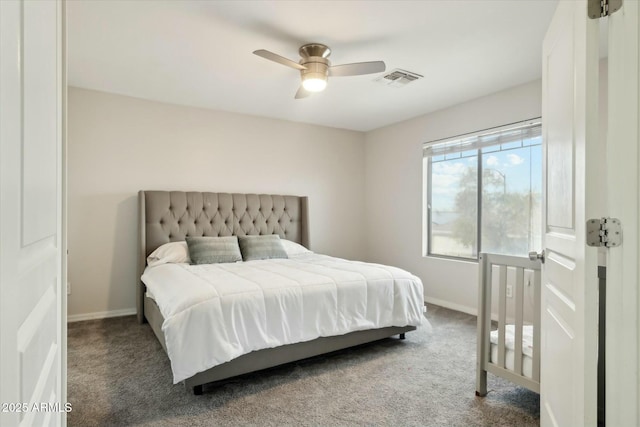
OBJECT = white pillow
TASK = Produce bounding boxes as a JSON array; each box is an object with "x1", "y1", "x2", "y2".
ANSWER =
[
  {"x1": 280, "y1": 239, "x2": 312, "y2": 256},
  {"x1": 146, "y1": 241, "x2": 190, "y2": 267}
]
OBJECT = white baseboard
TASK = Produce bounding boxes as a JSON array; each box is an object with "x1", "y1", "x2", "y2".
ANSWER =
[
  {"x1": 425, "y1": 296, "x2": 477, "y2": 317},
  {"x1": 67, "y1": 308, "x2": 136, "y2": 323}
]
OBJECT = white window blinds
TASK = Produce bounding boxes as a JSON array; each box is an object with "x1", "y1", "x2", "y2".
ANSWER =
[{"x1": 423, "y1": 118, "x2": 542, "y2": 158}]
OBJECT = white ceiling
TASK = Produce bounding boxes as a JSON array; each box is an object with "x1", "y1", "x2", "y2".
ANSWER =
[{"x1": 67, "y1": 1, "x2": 558, "y2": 132}]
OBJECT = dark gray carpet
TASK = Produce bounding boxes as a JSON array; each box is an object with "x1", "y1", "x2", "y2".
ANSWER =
[{"x1": 67, "y1": 305, "x2": 539, "y2": 426}]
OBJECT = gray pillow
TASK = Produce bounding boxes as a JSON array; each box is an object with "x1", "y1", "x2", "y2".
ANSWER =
[
  {"x1": 238, "y1": 235, "x2": 288, "y2": 261},
  {"x1": 186, "y1": 236, "x2": 242, "y2": 265}
]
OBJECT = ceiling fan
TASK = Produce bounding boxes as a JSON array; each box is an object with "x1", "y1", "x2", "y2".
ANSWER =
[{"x1": 253, "y1": 43, "x2": 386, "y2": 99}]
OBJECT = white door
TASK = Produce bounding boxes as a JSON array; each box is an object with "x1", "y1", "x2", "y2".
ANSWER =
[
  {"x1": 606, "y1": 1, "x2": 639, "y2": 425},
  {"x1": 0, "y1": 1, "x2": 66, "y2": 426},
  {"x1": 541, "y1": 1, "x2": 599, "y2": 426}
]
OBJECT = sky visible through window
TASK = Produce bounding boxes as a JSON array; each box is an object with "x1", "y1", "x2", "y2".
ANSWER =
[{"x1": 431, "y1": 136, "x2": 541, "y2": 213}]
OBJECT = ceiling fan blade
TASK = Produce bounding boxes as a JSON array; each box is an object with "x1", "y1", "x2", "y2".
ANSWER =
[
  {"x1": 253, "y1": 49, "x2": 306, "y2": 70},
  {"x1": 294, "y1": 86, "x2": 312, "y2": 99},
  {"x1": 329, "y1": 61, "x2": 386, "y2": 77}
]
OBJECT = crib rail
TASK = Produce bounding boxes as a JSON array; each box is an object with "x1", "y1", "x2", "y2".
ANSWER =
[{"x1": 476, "y1": 253, "x2": 541, "y2": 396}]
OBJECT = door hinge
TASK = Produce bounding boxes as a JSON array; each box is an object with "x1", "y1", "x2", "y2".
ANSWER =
[
  {"x1": 587, "y1": 218, "x2": 623, "y2": 247},
  {"x1": 588, "y1": 0, "x2": 623, "y2": 19}
]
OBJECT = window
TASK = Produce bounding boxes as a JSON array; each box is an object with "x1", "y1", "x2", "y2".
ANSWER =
[{"x1": 424, "y1": 119, "x2": 542, "y2": 260}]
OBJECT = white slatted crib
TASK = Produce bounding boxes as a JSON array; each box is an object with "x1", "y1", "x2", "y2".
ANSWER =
[{"x1": 476, "y1": 253, "x2": 542, "y2": 396}]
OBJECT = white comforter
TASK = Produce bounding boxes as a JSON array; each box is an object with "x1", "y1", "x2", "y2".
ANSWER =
[{"x1": 141, "y1": 253, "x2": 425, "y2": 383}]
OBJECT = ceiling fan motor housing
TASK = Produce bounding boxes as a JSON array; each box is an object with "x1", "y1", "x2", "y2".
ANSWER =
[
  {"x1": 298, "y1": 43, "x2": 331, "y2": 59},
  {"x1": 300, "y1": 56, "x2": 330, "y2": 82}
]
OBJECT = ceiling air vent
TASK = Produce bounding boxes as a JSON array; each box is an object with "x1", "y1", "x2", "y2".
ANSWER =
[{"x1": 375, "y1": 69, "x2": 423, "y2": 88}]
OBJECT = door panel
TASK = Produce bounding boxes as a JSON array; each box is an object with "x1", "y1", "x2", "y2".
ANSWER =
[
  {"x1": 541, "y1": 2, "x2": 599, "y2": 426},
  {"x1": 0, "y1": 1, "x2": 64, "y2": 426},
  {"x1": 22, "y1": 0, "x2": 59, "y2": 245},
  {"x1": 542, "y1": 310, "x2": 573, "y2": 427},
  {"x1": 544, "y1": 249, "x2": 576, "y2": 302},
  {"x1": 545, "y1": 19, "x2": 575, "y2": 231}
]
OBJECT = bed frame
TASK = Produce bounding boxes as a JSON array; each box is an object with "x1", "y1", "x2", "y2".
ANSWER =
[
  {"x1": 476, "y1": 253, "x2": 541, "y2": 396},
  {"x1": 138, "y1": 190, "x2": 415, "y2": 394}
]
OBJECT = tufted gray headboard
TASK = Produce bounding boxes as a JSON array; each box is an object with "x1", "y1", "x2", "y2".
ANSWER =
[{"x1": 137, "y1": 191, "x2": 310, "y2": 323}]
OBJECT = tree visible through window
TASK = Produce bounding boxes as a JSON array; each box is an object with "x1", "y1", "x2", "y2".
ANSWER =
[{"x1": 424, "y1": 120, "x2": 542, "y2": 260}]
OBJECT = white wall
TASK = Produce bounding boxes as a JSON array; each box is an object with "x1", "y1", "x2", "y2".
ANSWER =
[
  {"x1": 67, "y1": 87, "x2": 366, "y2": 319},
  {"x1": 364, "y1": 80, "x2": 542, "y2": 314}
]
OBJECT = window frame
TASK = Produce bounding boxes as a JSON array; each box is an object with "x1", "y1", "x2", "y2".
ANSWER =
[{"x1": 424, "y1": 118, "x2": 542, "y2": 261}]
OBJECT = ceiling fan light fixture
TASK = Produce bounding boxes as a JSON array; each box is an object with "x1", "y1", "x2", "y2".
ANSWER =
[
  {"x1": 300, "y1": 58, "x2": 330, "y2": 93},
  {"x1": 302, "y1": 74, "x2": 328, "y2": 92}
]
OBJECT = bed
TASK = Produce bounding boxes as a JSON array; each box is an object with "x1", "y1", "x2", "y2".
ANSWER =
[
  {"x1": 138, "y1": 191, "x2": 425, "y2": 394},
  {"x1": 476, "y1": 253, "x2": 541, "y2": 396}
]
